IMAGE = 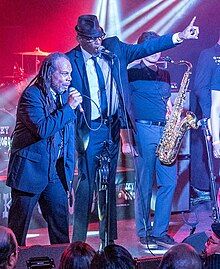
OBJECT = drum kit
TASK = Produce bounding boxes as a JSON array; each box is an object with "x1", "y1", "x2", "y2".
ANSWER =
[
  {"x1": 14, "y1": 47, "x2": 50, "y2": 75},
  {"x1": 0, "y1": 47, "x2": 50, "y2": 176},
  {"x1": 2, "y1": 47, "x2": 50, "y2": 83},
  {"x1": 2, "y1": 47, "x2": 50, "y2": 88}
]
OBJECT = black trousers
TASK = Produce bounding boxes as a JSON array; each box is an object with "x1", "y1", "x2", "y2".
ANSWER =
[
  {"x1": 73, "y1": 119, "x2": 120, "y2": 242},
  {"x1": 8, "y1": 166, "x2": 69, "y2": 246}
]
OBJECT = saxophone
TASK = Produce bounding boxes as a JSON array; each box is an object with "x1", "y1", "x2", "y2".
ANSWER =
[{"x1": 156, "y1": 60, "x2": 197, "y2": 165}]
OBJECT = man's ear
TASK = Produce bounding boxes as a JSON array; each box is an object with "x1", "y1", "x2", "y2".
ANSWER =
[{"x1": 7, "y1": 251, "x2": 18, "y2": 269}]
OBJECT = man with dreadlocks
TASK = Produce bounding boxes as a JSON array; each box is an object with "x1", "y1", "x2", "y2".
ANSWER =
[{"x1": 6, "y1": 52, "x2": 82, "y2": 246}]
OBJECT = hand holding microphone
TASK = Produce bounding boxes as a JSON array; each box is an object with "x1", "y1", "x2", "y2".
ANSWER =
[{"x1": 68, "y1": 87, "x2": 83, "y2": 111}]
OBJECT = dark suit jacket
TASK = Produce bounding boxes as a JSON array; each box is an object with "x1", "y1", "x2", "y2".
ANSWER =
[
  {"x1": 6, "y1": 85, "x2": 76, "y2": 194},
  {"x1": 66, "y1": 34, "x2": 175, "y2": 152},
  {"x1": 194, "y1": 43, "x2": 220, "y2": 118}
]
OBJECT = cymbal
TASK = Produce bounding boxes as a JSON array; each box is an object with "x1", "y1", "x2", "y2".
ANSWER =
[{"x1": 15, "y1": 47, "x2": 50, "y2": 56}]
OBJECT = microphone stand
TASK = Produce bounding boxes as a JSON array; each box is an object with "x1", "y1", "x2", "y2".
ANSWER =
[
  {"x1": 199, "y1": 118, "x2": 220, "y2": 222},
  {"x1": 97, "y1": 55, "x2": 115, "y2": 248}
]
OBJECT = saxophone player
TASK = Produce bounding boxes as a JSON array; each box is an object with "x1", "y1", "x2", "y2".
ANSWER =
[{"x1": 121, "y1": 31, "x2": 177, "y2": 249}]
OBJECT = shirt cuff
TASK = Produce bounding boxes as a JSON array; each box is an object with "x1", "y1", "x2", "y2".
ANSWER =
[{"x1": 172, "y1": 33, "x2": 184, "y2": 44}]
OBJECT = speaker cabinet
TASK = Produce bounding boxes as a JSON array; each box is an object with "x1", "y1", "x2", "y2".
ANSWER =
[{"x1": 17, "y1": 244, "x2": 68, "y2": 269}]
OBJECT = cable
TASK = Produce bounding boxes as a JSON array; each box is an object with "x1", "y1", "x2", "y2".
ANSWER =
[{"x1": 80, "y1": 94, "x2": 104, "y2": 131}]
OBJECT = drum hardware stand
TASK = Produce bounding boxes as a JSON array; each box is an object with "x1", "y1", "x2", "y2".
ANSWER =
[
  {"x1": 97, "y1": 140, "x2": 112, "y2": 248},
  {"x1": 96, "y1": 55, "x2": 115, "y2": 249},
  {"x1": 15, "y1": 47, "x2": 50, "y2": 75},
  {"x1": 199, "y1": 118, "x2": 220, "y2": 222},
  {"x1": 182, "y1": 211, "x2": 199, "y2": 235}
]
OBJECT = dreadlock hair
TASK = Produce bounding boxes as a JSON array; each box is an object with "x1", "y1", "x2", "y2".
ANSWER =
[
  {"x1": 0, "y1": 226, "x2": 18, "y2": 269},
  {"x1": 28, "y1": 52, "x2": 70, "y2": 113}
]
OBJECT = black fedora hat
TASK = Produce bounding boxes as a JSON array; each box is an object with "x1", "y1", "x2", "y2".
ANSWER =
[{"x1": 75, "y1": 14, "x2": 105, "y2": 38}]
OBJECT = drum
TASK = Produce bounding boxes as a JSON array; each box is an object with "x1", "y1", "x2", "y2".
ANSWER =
[{"x1": 0, "y1": 109, "x2": 15, "y2": 176}]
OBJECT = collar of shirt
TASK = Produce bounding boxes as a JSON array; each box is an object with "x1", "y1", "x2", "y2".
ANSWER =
[
  {"x1": 81, "y1": 46, "x2": 95, "y2": 62},
  {"x1": 50, "y1": 88, "x2": 57, "y2": 101},
  {"x1": 50, "y1": 88, "x2": 63, "y2": 107},
  {"x1": 80, "y1": 46, "x2": 104, "y2": 63}
]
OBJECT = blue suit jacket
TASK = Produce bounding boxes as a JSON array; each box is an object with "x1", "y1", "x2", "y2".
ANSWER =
[
  {"x1": 194, "y1": 43, "x2": 220, "y2": 118},
  {"x1": 66, "y1": 34, "x2": 175, "y2": 151},
  {"x1": 6, "y1": 85, "x2": 76, "y2": 194}
]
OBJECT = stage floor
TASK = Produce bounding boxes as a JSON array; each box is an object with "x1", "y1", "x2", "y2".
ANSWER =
[{"x1": 24, "y1": 201, "x2": 213, "y2": 259}]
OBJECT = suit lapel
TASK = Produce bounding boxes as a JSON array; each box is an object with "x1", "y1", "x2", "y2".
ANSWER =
[
  {"x1": 72, "y1": 47, "x2": 89, "y2": 94},
  {"x1": 74, "y1": 47, "x2": 86, "y2": 83}
]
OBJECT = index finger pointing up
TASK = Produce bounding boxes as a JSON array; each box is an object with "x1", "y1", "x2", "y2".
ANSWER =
[{"x1": 189, "y1": 16, "x2": 197, "y2": 27}]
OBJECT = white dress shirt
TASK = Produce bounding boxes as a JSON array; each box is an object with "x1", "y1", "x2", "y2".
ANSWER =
[{"x1": 81, "y1": 47, "x2": 119, "y2": 120}]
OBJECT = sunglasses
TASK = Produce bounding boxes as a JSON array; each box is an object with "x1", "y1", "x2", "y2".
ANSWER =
[{"x1": 80, "y1": 34, "x2": 106, "y2": 43}]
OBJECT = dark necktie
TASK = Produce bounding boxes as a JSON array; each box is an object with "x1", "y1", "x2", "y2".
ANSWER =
[
  {"x1": 92, "y1": 56, "x2": 108, "y2": 118},
  {"x1": 56, "y1": 94, "x2": 62, "y2": 109},
  {"x1": 55, "y1": 94, "x2": 64, "y2": 158}
]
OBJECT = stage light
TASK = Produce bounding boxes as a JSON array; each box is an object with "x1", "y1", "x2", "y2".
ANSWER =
[
  {"x1": 122, "y1": 0, "x2": 175, "y2": 40},
  {"x1": 94, "y1": 0, "x2": 199, "y2": 42},
  {"x1": 152, "y1": 0, "x2": 199, "y2": 34},
  {"x1": 87, "y1": 230, "x2": 99, "y2": 236},
  {"x1": 121, "y1": 0, "x2": 164, "y2": 28},
  {"x1": 95, "y1": 0, "x2": 108, "y2": 29},
  {"x1": 26, "y1": 256, "x2": 55, "y2": 269},
  {"x1": 27, "y1": 233, "x2": 40, "y2": 238},
  {"x1": 95, "y1": 0, "x2": 122, "y2": 38}
]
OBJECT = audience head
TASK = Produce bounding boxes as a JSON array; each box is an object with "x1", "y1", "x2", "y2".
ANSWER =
[
  {"x1": 90, "y1": 244, "x2": 135, "y2": 269},
  {"x1": 59, "y1": 241, "x2": 96, "y2": 269},
  {"x1": 0, "y1": 226, "x2": 18, "y2": 269},
  {"x1": 158, "y1": 243, "x2": 203, "y2": 269}
]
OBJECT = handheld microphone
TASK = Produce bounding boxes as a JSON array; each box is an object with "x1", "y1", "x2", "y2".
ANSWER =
[
  {"x1": 69, "y1": 87, "x2": 84, "y2": 112},
  {"x1": 97, "y1": 46, "x2": 116, "y2": 59}
]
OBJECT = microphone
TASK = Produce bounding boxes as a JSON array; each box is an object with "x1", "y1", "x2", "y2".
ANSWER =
[
  {"x1": 197, "y1": 118, "x2": 208, "y2": 128},
  {"x1": 161, "y1": 56, "x2": 174, "y2": 63},
  {"x1": 197, "y1": 118, "x2": 212, "y2": 138},
  {"x1": 97, "y1": 46, "x2": 116, "y2": 59},
  {"x1": 69, "y1": 87, "x2": 84, "y2": 112}
]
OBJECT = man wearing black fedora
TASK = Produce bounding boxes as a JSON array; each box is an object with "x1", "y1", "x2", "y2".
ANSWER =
[{"x1": 66, "y1": 14, "x2": 199, "y2": 247}]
